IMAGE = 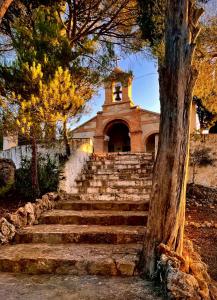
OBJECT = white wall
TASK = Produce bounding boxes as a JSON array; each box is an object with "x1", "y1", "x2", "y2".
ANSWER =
[
  {"x1": 58, "y1": 141, "x2": 93, "y2": 193},
  {"x1": 0, "y1": 143, "x2": 65, "y2": 169},
  {"x1": 0, "y1": 139, "x2": 92, "y2": 169}
]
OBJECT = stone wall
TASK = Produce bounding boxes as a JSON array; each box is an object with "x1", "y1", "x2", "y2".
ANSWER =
[{"x1": 189, "y1": 134, "x2": 217, "y2": 187}]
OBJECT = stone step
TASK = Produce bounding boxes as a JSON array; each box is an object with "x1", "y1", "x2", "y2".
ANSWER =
[
  {"x1": 15, "y1": 224, "x2": 146, "y2": 244},
  {"x1": 86, "y1": 164, "x2": 152, "y2": 171},
  {"x1": 78, "y1": 173, "x2": 151, "y2": 181},
  {"x1": 39, "y1": 210, "x2": 148, "y2": 226},
  {"x1": 55, "y1": 200, "x2": 149, "y2": 211},
  {"x1": 82, "y1": 168, "x2": 152, "y2": 176},
  {"x1": 75, "y1": 179, "x2": 152, "y2": 188},
  {"x1": 88, "y1": 160, "x2": 144, "y2": 166},
  {"x1": 91, "y1": 152, "x2": 152, "y2": 160},
  {"x1": 0, "y1": 243, "x2": 142, "y2": 276},
  {"x1": 63, "y1": 193, "x2": 150, "y2": 202},
  {"x1": 71, "y1": 186, "x2": 152, "y2": 194}
]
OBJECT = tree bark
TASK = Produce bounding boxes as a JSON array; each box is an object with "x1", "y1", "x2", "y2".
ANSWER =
[
  {"x1": 0, "y1": 0, "x2": 13, "y2": 24},
  {"x1": 31, "y1": 130, "x2": 40, "y2": 197},
  {"x1": 63, "y1": 120, "x2": 71, "y2": 157},
  {"x1": 143, "y1": 0, "x2": 203, "y2": 276}
]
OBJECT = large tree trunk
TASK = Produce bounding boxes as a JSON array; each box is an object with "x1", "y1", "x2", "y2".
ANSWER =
[
  {"x1": 143, "y1": 0, "x2": 203, "y2": 276},
  {"x1": 0, "y1": 0, "x2": 13, "y2": 23},
  {"x1": 31, "y1": 130, "x2": 40, "y2": 197}
]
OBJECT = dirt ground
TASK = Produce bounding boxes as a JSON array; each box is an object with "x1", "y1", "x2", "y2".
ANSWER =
[{"x1": 185, "y1": 184, "x2": 217, "y2": 281}]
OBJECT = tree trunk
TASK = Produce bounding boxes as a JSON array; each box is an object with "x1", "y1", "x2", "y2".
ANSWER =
[
  {"x1": 63, "y1": 120, "x2": 71, "y2": 157},
  {"x1": 31, "y1": 131, "x2": 40, "y2": 197},
  {"x1": 192, "y1": 163, "x2": 196, "y2": 184},
  {"x1": 143, "y1": 0, "x2": 203, "y2": 276},
  {"x1": 0, "y1": 0, "x2": 13, "y2": 23}
]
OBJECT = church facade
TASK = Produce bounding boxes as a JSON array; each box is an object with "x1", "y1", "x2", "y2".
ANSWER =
[{"x1": 71, "y1": 67, "x2": 162, "y2": 155}]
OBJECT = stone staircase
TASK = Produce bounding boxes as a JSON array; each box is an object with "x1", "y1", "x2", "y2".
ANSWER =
[{"x1": 0, "y1": 152, "x2": 153, "y2": 276}]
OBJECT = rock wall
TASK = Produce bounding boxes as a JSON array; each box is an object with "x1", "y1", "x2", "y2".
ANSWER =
[
  {"x1": 0, "y1": 192, "x2": 59, "y2": 244},
  {"x1": 189, "y1": 134, "x2": 217, "y2": 188},
  {"x1": 158, "y1": 241, "x2": 217, "y2": 300}
]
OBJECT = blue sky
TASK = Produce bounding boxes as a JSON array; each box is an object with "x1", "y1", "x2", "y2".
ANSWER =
[{"x1": 72, "y1": 53, "x2": 160, "y2": 129}]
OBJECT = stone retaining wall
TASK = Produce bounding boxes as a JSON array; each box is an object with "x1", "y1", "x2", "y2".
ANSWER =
[{"x1": 0, "y1": 192, "x2": 59, "y2": 244}]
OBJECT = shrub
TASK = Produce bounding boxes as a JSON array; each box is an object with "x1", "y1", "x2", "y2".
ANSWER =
[
  {"x1": 190, "y1": 147, "x2": 215, "y2": 184},
  {"x1": 15, "y1": 154, "x2": 60, "y2": 199}
]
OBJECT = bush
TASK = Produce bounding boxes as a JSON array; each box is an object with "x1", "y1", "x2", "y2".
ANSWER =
[
  {"x1": 190, "y1": 147, "x2": 215, "y2": 184},
  {"x1": 15, "y1": 155, "x2": 60, "y2": 199},
  {"x1": 0, "y1": 178, "x2": 14, "y2": 197}
]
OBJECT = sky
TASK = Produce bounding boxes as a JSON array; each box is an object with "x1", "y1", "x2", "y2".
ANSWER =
[{"x1": 72, "y1": 53, "x2": 160, "y2": 129}]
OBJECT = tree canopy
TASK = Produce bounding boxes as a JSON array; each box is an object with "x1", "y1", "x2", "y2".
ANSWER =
[{"x1": 193, "y1": 16, "x2": 217, "y2": 115}]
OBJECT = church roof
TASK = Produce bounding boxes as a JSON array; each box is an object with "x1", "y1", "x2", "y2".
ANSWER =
[
  {"x1": 140, "y1": 108, "x2": 160, "y2": 116},
  {"x1": 70, "y1": 116, "x2": 97, "y2": 134}
]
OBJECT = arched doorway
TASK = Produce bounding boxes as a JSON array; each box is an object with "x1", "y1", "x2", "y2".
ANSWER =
[
  {"x1": 145, "y1": 133, "x2": 158, "y2": 154},
  {"x1": 105, "y1": 121, "x2": 131, "y2": 152}
]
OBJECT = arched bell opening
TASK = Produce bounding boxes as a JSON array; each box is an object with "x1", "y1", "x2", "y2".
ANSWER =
[
  {"x1": 113, "y1": 82, "x2": 123, "y2": 102},
  {"x1": 104, "y1": 120, "x2": 131, "y2": 153}
]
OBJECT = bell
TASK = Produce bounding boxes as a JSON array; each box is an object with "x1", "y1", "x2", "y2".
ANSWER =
[{"x1": 114, "y1": 85, "x2": 122, "y2": 101}]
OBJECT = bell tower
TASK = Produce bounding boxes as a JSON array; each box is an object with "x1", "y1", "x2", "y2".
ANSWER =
[{"x1": 104, "y1": 67, "x2": 134, "y2": 106}]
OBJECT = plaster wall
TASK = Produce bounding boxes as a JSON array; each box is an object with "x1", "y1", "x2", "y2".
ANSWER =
[
  {"x1": 58, "y1": 141, "x2": 93, "y2": 193},
  {"x1": 0, "y1": 139, "x2": 92, "y2": 169},
  {"x1": 188, "y1": 134, "x2": 217, "y2": 187},
  {"x1": 72, "y1": 132, "x2": 95, "y2": 139},
  {"x1": 142, "y1": 123, "x2": 160, "y2": 141},
  {"x1": 0, "y1": 144, "x2": 64, "y2": 169}
]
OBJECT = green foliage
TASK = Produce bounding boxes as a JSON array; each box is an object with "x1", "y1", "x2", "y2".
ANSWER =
[
  {"x1": 12, "y1": 6, "x2": 73, "y2": 80},
  {"x1": 190, "y1": 146, "x2": 215, "y2": 183},
  {"x1": 15, "y1": 155, "x2": 60, "y2": 199},
  {"x1": 0, "y1": 177, "x2": 14, "y2": 197},
  {"x1": 190, "y1": 147, "x2": 214, "y2": 167},
  {"x1": 193, "y1": 96, "x2": 217, "y2": 130},
  {"x1": 137, "y1": 0, "x2": 211, "y2": 59},
  {"x1": 193, "y1": 16, "x2": 217, "y2": 115},
  {"x1": 137, "y1": 0, "x2": 165, "y2": 57}
]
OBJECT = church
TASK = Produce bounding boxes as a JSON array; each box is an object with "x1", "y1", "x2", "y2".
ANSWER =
[
  {"x1": 71, "y1": 67, "x2": 160, "y2": 155},
  {"x1": 71, "y1": 67, "x2": 196, "y2": 155}
]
